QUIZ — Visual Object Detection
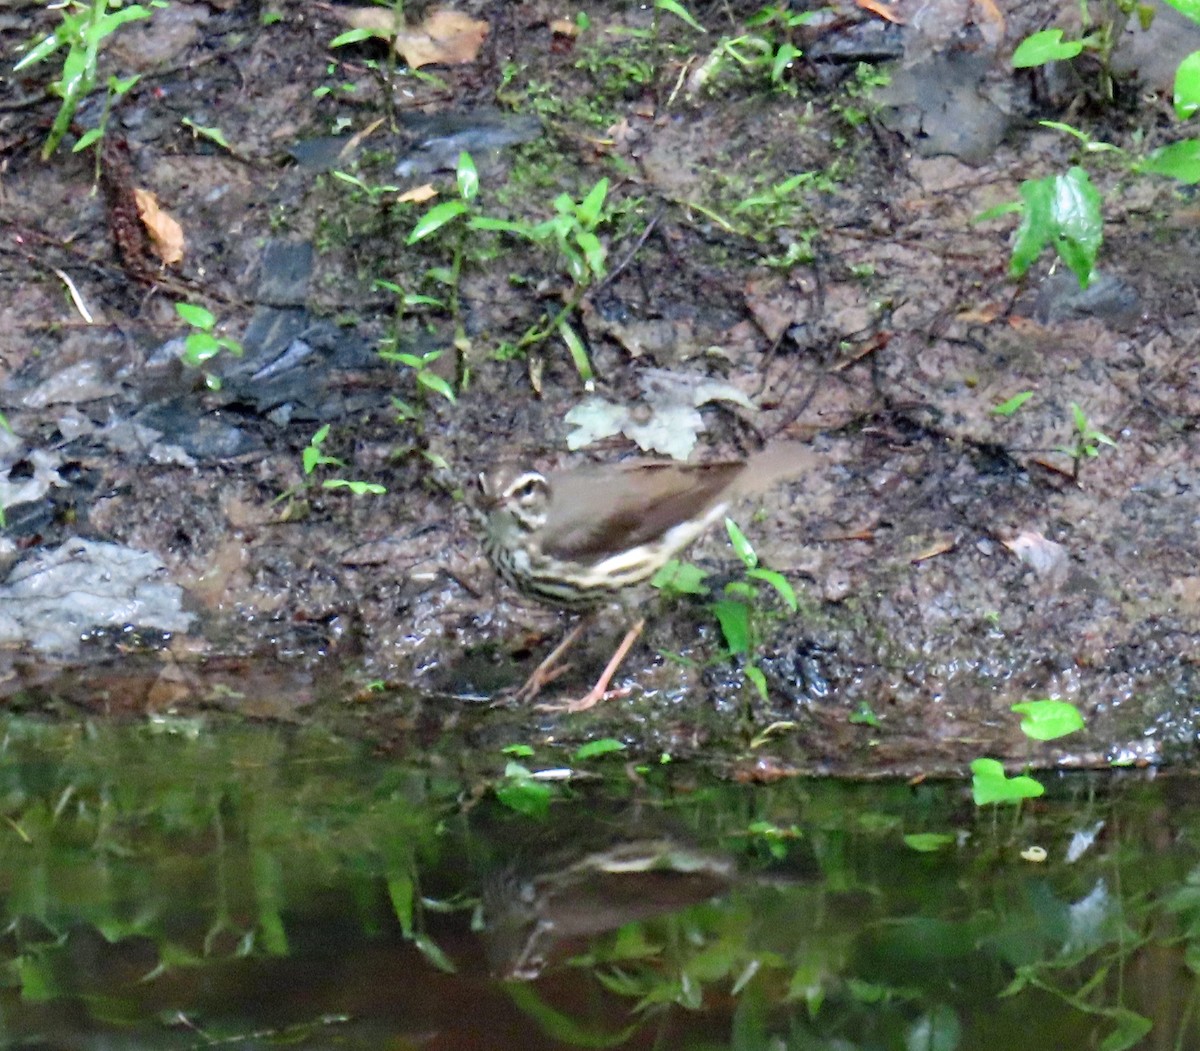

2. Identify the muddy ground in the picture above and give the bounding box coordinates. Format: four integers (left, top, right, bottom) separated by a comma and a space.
0, 0, 1198, 775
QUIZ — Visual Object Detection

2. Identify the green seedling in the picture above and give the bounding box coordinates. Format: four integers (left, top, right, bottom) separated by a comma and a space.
992, 391, 1034, 417
405, 150, 615, 383
181, 118, 232, 152
333, 169, 402, 207
14, 0, 166, 158
970, 758, 1045, 806
73, 72, 140, 160
970, 699, 1083, 806
174, 303, 243, 390
1012, 0, 1156, 103
689, 3, 818, 93
1057, 402, 1115, 478
653, 517, 798, 702
275, 426, 386, 513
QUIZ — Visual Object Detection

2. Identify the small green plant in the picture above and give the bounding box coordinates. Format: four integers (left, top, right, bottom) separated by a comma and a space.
14, 0, 166, 159
1057, 402, 1115, 478
274, 426, 387, 514
689, 4, 818, 93
970, 699, 1085, 805
174, 303, 243, 390
992, 4, 1200, 285
653, 517, 798, 702
1011, 0, 1155, 102
405, 150, 615, 382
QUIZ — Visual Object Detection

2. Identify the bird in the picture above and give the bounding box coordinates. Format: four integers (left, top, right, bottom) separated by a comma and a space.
478, 444, 810, 712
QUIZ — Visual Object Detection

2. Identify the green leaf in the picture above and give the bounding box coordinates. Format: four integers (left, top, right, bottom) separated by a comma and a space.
747, 568, 797, 611
904, 832, 956, 852
557, 320, 593, 382
73, 127, 103, 153
1010, 175, 1055, 277
651, 559, 711, 595
744, 663, 768, 701
175, 302, 215, 329
849, 701, 881, 727
1011, 699, 1085, 741
993, 391, 1034, 417
655, 0, 707, 32
974, 199, 1023, 223
1050, 166, 1102, 287
574, 229, 606, 277
575, 738, 626, 760
1175, 52, 1200, 119
181, 331, 221, 366
1139, 138, 1200, 183
1098, 1009, 1153, 1051
501, 744, 534, 757
724, 517, 758, 568
181, 118, 230, 150
1011, 28, 1084, 68
417, 370, 457, 404
575, 178, 609, 227
772, 42, 800, 82
13, 32, 63, 72
414, 933, 457, 974
329, 27, 379, 47
407, 199, 468, 243
970, 758, 1045, 806
495, 764, 551, 818
456, 151, 478, 200
1163, 0, 1200, 25
711, 599, 751, 654
322, 480, 387, 495
386, 873, 414, 936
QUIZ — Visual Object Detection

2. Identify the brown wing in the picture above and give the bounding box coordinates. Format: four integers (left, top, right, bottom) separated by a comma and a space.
540, 461, 745, 563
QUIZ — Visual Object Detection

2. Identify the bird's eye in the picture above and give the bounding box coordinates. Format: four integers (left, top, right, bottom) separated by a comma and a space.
516, 481, 538, 500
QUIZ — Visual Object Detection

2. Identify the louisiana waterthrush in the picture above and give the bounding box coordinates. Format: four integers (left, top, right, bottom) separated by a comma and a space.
479, 445, 809, 711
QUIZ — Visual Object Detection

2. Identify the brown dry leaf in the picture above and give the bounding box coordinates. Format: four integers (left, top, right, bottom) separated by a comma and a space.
911, 536, 956, 562
550, 18, 579, 37
132, 187, 184, 265
337, 6, 403, 36
395, 9, 488, 68
398, 183, 438, 203
856, 0, 905, 24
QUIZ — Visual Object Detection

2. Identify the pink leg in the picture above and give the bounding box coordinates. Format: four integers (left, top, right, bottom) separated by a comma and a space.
514, 620, 587, 702
537, 618, 646, 713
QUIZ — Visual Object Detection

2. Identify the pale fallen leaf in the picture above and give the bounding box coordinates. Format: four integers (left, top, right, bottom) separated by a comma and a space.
1002, 529, 1069, 577
133, 187, 184, 265
395, 9, 488, 68
549, 18, 579, 37
398, 183, 438, 203
337, 6, 403, 36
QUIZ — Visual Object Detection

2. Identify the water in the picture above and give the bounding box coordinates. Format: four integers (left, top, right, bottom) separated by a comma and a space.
0, 716, 1194, 1050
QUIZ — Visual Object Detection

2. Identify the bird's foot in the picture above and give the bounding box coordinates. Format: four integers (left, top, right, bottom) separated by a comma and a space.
535, 685, 633, 714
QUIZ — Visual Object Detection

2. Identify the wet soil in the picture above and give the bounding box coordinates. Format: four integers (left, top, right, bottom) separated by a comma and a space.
1, 1, 1199, 774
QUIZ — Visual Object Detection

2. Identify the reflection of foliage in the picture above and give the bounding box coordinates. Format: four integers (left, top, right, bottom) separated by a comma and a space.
1, 721, 1199, 1051
0, 718, 463, 1006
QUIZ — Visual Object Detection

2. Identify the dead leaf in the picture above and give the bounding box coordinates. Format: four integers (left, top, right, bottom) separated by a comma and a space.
395, 9, 488, 68
337, 6, 403, 36
398, 183, 438, 203
1002, 530, 1068, 577
855, 0, 905, 24
549, 18, 579, 37
911, 536, 956, 563
133, 188, 184, 265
